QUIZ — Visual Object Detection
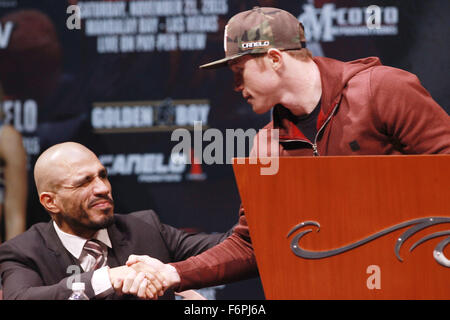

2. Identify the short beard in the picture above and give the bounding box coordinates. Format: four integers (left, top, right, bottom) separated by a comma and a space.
57, 209, 115, 235
84, 213, 115, 230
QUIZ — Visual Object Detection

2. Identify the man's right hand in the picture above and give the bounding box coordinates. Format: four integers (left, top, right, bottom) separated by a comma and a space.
126, 255, 181, 291
107, 265, 166, 299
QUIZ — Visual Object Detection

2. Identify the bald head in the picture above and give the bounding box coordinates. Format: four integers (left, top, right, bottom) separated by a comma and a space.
34, 142, 99, 195
35, 142, 114, 236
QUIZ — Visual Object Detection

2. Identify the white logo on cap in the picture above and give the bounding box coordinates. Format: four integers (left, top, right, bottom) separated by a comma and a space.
241, 40, 270, 50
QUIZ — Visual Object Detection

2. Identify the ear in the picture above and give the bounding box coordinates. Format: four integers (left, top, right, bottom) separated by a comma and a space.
39, 192, 61, 214
267, 48, 283, 70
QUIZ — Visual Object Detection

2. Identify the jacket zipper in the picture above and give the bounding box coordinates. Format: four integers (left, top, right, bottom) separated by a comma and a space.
280, 103, 340, 156
312, 143, 319, 156
312, 102, 340, 156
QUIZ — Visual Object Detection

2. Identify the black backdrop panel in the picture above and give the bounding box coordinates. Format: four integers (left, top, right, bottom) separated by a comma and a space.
0, 0, 448, 299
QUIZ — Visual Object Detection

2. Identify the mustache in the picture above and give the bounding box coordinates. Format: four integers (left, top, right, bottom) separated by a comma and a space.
88, 196, 114, 208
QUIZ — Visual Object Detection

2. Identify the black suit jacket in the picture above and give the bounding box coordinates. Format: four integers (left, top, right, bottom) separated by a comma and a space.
0, 210, 230, 300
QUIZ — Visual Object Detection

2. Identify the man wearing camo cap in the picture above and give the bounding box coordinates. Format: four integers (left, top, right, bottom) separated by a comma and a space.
127, 7, 450, 294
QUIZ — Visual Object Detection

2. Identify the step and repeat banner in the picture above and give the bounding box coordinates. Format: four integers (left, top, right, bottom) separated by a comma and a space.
0, 0, 448, 299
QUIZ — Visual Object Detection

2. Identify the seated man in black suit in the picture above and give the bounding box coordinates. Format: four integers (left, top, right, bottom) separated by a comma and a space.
0, 142, 229, 300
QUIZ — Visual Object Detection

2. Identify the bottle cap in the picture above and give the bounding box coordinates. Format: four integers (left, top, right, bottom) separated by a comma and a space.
72, 282, 85, 291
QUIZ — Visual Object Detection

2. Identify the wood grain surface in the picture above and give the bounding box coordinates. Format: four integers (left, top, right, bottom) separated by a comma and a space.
232, 155, 450, 299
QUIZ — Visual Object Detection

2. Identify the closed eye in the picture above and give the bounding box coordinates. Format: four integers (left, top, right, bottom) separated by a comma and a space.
73, 176, 93, 188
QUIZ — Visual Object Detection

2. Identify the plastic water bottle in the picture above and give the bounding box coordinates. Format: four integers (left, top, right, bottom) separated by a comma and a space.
68, 282, 89, 300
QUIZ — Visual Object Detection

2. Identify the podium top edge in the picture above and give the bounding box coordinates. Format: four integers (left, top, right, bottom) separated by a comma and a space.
232, 154, 450, 160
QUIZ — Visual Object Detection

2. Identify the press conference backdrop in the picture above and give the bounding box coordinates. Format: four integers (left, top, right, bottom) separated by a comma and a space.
0, 0, 448, 299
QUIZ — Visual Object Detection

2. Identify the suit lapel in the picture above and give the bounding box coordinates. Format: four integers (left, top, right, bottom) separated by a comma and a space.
40, 221, 82, 281
106, 222, 130, 266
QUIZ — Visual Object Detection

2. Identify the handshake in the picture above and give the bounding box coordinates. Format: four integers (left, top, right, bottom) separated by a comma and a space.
107, 255, 200, 300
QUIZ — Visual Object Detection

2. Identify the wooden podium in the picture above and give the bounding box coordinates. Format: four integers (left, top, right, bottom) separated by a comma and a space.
232, 155, 450, 299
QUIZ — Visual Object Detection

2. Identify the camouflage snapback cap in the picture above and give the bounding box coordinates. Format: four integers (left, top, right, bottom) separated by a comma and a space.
200, 7, 306, 69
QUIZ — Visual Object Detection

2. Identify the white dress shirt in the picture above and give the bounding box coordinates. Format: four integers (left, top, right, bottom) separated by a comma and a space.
53, 221, 114, 297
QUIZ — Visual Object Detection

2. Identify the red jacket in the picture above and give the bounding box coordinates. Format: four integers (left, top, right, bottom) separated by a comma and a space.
252, 56, 450, 157
171, 57, 450, 291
